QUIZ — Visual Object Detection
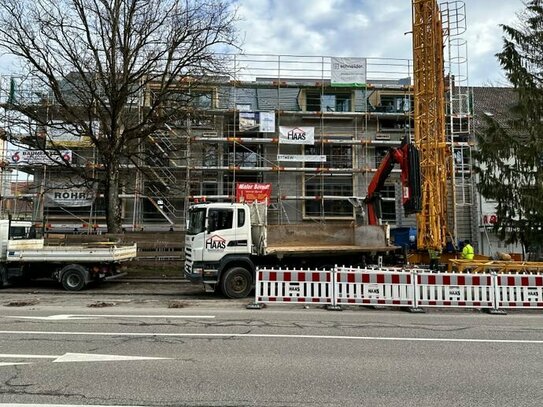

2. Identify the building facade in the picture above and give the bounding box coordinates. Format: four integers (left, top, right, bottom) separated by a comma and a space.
0, 54, 478, 251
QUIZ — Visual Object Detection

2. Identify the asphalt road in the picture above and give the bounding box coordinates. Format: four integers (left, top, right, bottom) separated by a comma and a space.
0, 281, 542, 407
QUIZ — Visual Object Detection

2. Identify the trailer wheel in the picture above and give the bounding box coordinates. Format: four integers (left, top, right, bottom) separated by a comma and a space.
220, 266, 253, 299
61, 266, 87, 291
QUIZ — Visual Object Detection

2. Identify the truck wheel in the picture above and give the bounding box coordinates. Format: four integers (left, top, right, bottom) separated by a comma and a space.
220, 267, 253, 299
61, 266, 87, 291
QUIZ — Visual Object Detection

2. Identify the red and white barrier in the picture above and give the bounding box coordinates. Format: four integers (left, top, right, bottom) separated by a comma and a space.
495, 274, 543, 309
250, 267, 543, 313
255, 268, 332, 304
415, 273, 494, 309
335, 266, 414, 307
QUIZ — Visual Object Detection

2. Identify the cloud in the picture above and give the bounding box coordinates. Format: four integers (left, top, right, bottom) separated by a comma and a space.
234, 0, 525, 85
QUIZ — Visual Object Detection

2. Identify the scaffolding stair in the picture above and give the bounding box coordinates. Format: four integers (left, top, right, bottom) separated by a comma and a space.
146, 183, 184, 225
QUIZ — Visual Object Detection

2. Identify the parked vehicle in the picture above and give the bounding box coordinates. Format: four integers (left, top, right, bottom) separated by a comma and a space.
184, 202, 397, 298
0, 219, 137, 291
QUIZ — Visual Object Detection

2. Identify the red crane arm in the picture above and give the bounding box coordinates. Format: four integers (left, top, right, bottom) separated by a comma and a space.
365, 142, 421, 225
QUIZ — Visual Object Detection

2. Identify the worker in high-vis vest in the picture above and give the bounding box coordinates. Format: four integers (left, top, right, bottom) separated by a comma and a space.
461, 240, 475, 260
428, 248, 441, 271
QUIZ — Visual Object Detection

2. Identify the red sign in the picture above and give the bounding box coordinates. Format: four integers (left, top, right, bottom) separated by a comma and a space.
482, 214, 498, 225
235, 183, 272, 204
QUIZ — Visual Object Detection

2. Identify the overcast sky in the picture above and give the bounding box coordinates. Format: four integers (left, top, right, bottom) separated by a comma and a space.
0, 0, 526, 86
233, 0, 525, 86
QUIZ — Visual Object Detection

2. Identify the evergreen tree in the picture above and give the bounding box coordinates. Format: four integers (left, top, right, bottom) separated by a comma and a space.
474, 0, 543, 256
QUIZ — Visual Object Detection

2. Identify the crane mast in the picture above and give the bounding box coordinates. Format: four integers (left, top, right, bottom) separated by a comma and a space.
412, 0, 448, 250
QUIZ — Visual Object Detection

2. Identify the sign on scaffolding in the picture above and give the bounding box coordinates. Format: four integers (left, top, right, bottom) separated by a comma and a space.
239, 111, 275, 133
235, 183, 272, 204
277, 154, 326, 162
278, 126, 314, 145
331, 57, 367, 87
44, 180, 96, 207
9, 149, 72, 165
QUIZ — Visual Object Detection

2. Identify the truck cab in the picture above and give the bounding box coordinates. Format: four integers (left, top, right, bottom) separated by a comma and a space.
184, 202, 256, 298
0, 220, 36, 258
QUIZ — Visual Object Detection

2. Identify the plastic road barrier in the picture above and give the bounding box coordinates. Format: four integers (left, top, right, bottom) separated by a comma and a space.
254, 268, 332, 305
250, 266, 543, 314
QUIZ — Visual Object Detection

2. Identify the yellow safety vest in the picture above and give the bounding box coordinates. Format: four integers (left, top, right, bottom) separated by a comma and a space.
462, 244, 474, 260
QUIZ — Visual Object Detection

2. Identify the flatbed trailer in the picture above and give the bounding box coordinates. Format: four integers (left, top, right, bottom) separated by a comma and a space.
0, 220, 137, 291
6, 239, 137, 263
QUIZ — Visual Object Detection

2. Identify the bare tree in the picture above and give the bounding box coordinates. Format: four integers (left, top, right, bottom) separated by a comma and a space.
0, 0, 238, 232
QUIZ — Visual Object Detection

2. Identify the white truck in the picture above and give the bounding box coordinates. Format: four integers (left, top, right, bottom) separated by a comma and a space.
0, 219, 137, 291
184, 202, 397, 298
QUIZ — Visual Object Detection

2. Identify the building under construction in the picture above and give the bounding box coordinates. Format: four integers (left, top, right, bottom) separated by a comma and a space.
0, 2, 477, 250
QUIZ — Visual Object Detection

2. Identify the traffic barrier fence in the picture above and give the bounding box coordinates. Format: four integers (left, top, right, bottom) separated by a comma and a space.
251, 266, 543, 312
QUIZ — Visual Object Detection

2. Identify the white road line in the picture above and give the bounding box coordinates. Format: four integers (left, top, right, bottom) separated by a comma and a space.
0, 405, 146, 407
6, 314, 216, 320
0, 354, 56, 359
0, 352, 170, 362
0, 352, 172, 368
0, 330, 541, 344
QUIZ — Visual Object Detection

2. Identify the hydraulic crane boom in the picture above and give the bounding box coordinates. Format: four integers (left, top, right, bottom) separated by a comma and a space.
365, 140, 421, 226
412, 0, 449, 250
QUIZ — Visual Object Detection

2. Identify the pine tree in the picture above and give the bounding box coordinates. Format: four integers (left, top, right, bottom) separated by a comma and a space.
475, 0, 543, 257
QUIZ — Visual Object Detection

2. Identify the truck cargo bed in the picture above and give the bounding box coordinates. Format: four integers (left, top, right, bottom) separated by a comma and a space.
265, 244, 398, 256
6, 239, 137, 263
262, 223, 397, 256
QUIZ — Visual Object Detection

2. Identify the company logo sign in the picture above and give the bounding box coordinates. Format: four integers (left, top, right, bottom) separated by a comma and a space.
205, 235, 227, 251
236, 182, 271, 204
278, 126, 314, 145
331, 57, 367, 86
10, 150, 72, 165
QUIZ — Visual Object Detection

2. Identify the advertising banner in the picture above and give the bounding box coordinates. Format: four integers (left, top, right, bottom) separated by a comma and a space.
278, 126, 315, 145
239, 112, 258, 132
331, 57, 367, 86
259, 112, 275, 133
235, 182, 272, 204
44, 181, 96, 208
239, 111, 275, 133
9, 150, 72, 165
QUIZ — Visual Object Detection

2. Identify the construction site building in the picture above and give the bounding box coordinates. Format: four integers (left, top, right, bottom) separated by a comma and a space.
0, 0, 477, 249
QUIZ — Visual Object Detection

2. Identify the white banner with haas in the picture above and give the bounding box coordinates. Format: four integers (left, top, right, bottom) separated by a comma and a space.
278, 126, 315, 145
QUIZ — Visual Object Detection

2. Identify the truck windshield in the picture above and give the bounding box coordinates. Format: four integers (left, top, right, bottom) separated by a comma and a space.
9, 226, 30, 239
187, 208, 206, 235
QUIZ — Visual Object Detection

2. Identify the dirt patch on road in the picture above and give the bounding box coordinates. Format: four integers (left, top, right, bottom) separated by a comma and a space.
4, 298, 40, 307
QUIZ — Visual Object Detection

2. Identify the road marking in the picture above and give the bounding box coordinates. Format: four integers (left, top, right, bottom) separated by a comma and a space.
0, 354, 56, 359
0, 352, 170, 362
6, 314, 215, 321
0, 330, 542, 345
53, 353, 171, 363
0, 352, 171, 368
0, 405, 146, 407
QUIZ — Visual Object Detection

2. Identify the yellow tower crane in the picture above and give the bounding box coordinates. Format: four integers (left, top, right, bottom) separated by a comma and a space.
411, 0, 449, 251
